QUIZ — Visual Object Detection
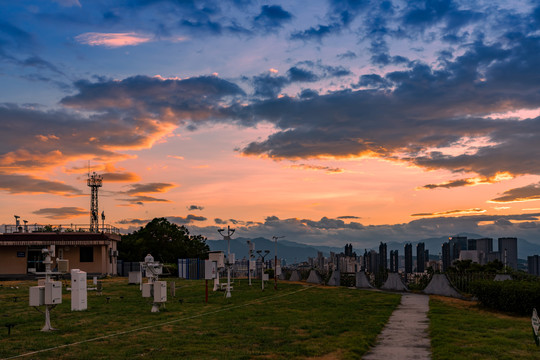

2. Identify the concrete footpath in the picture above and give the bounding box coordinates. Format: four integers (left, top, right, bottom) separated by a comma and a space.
362, 293, 431, 360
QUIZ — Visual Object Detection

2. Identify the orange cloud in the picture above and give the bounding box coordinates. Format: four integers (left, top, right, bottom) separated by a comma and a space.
33, 207, 87, 219
411, 208, 486, 217
75, 32, 152, 47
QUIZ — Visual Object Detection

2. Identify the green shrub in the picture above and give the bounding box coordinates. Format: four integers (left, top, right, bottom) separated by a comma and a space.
471, 280, 540, 315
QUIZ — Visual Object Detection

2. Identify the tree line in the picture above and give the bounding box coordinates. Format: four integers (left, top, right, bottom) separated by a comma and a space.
118, 218, 209, 263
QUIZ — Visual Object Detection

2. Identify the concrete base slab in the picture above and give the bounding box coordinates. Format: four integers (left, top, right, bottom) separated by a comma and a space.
363, 293, 431, 360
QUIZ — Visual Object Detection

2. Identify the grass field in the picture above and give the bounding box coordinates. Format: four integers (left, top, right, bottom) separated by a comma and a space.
0, 278, 400, 359
429, 296, 539, 360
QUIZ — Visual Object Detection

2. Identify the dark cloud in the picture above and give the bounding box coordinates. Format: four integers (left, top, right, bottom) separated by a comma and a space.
188, 205, 205, 211
0, 173, 82, 195
287, 66, 319, 82
118, 182, 176, 205
421, 178, 476, 189
0, 75, 244, 180
168, 214, 207, 225
101, 172, 140, 182
289, 164, 344, 173
119, 195, 172, 205
290, 24, 340, 42
337, 215, 361, 219
117, 218, 151, 225
337, 51, 357, 60
61, 75, 245, 117
253, 5, 293, 29
251, 63, 349, 99
490, 183, 540, 203
236, 34, 540, 181
192, 212, 540, 249
32, 207, 87, 219
122, 182, 176, 195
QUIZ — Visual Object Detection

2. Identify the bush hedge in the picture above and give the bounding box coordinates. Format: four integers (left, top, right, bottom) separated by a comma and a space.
471, 279, 540, 315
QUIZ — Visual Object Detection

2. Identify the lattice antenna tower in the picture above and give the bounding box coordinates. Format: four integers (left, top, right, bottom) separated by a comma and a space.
87, 171, 103, 232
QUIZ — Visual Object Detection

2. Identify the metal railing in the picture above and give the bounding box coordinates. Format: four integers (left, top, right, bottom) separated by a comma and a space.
4, 223, 120, 234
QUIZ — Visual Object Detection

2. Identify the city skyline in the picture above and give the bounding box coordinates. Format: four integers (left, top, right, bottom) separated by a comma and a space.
2, 1, 540, 248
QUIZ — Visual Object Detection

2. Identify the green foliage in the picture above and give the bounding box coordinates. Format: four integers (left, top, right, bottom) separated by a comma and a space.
447, 259, 504, 273
119, 218, 209, 263
429, 297, 538, 359
471, 280, 540, 315
0, 279, 400, 359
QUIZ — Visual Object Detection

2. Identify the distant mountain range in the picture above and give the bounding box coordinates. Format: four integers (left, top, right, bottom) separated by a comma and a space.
206, 234, 540, 264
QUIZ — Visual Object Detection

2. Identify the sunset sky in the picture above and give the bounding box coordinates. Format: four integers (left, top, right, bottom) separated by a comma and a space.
2, 0, 540, 249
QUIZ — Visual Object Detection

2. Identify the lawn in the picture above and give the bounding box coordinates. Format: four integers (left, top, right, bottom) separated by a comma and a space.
429, 295, 540, 360
0, 278, 400, 359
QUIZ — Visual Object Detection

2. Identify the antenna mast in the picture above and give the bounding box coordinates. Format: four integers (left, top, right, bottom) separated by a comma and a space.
87, 172, 103, 232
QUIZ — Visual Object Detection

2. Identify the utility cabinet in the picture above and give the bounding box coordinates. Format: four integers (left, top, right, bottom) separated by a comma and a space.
29, 286, 45, 306
71, 269, 87, 311
153, 281, 167, 303
205, 260, 217, 280
142, 283, 152, 298
44, 281, 62, 305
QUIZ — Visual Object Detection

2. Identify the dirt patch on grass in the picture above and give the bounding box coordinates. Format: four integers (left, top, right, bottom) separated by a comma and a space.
430, 295, 529, 321
304, 349, 343, 359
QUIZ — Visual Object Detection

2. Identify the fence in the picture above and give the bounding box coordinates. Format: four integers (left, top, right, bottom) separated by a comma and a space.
116, 261, 141, 277
178, 258, 205, 279
446, 272, 496, 294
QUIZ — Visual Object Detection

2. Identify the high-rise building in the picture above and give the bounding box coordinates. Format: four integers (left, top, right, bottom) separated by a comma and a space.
379, 242, 387, 272
498, 237, 518, 270
416, 242, 425, 273
368, 250, 379, 273
449, 236, 467, 261
442, 242, 451, 272
528, 255, 540, 276
475, 238, 493, 265
390, 250, 399, 273
404, 243, 413, 274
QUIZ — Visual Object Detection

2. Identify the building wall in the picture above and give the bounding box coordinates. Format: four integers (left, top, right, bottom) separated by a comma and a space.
0, 243, 118, 276
0, 246, 27, 274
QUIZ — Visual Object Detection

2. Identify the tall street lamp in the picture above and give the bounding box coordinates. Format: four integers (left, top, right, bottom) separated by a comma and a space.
272, 235, 285, 290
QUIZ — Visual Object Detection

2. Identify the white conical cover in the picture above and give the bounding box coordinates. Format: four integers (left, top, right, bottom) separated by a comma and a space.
355, 271, 373, 288
327, 270, 340, 286
493, 274, 512, 281
381, 272, 408, 291
289, 270, 301, 282
423, 274, 463, 299
306, 269, 323, 284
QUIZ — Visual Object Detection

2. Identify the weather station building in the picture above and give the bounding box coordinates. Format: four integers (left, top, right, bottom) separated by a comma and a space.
0, 172, 121, 278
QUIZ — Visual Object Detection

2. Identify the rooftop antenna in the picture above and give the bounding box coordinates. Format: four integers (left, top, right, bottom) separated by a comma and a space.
87, 169, 102, 233
23, 220, 28, 233
218, 226, 235, 298
14, 215, 21, 233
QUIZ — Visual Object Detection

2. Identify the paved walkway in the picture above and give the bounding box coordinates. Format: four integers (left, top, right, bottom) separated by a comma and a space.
362, 293, 431, 360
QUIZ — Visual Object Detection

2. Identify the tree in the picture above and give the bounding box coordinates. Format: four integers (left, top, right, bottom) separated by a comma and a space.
119, 218, 209, 263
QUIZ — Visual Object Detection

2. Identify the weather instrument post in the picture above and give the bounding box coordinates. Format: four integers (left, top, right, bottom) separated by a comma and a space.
272, 236, 284, 290
247, 240, 255, 286
28, 245, 66, 331
218, 226, 235, 298
257, 249, 270, 291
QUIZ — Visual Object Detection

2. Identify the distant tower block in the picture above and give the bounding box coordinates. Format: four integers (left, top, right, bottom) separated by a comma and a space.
87, 172, 103, 232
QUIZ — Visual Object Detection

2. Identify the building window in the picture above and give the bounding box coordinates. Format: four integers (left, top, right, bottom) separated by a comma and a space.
80, 247, 94, 262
